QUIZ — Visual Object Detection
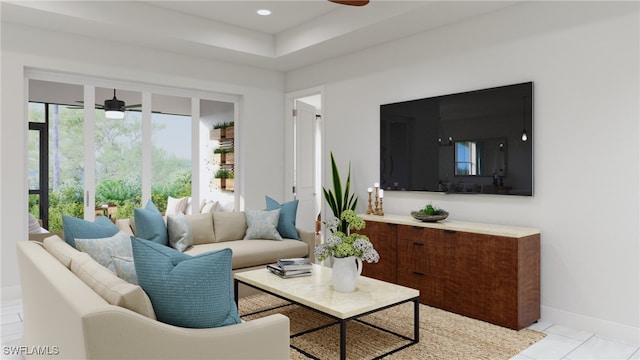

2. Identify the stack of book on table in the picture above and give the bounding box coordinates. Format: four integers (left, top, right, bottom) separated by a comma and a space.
267, 258, 312, 278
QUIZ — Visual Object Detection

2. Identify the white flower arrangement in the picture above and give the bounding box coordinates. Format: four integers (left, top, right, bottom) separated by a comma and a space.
314, 210, 380, 263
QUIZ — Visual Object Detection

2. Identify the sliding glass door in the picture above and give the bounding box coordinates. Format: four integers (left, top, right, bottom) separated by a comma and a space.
28, 76, 237, 232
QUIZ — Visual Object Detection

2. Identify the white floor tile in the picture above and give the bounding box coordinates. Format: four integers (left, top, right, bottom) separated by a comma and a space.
565, 336, 638, 360
511, 353, 536, 360
528, 319, 554, 332
1, 321, 24, 343
546, 324, 594, 342
519, 333, 584, 360
0, 313, 22, 326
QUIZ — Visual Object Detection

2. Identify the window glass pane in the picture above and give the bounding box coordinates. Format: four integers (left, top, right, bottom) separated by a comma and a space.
28, 102, 45, 123
48, 103, 85, 231
28, 194, 41, 219
151, 94, 192, 213
28, 129, 40, 190
95, 88, 142, 221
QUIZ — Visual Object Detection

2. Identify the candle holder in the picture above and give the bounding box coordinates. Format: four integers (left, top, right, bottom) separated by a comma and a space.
366, 190, 374, 215
367, 185, 384, 216
377, 197, 384, 216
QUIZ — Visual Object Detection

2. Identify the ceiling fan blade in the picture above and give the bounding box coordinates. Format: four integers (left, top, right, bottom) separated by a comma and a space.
70, 102, 104, 109
123, 104, 142, 109
329, 0, 369, 6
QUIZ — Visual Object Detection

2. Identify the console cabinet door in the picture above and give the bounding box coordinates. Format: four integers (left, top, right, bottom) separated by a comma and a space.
359, 221, 397, 283
396, 226, 454, 310
453, 232, 520, 328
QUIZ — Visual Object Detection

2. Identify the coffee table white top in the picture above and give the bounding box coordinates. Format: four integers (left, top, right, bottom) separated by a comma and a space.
235, 264, 419, 319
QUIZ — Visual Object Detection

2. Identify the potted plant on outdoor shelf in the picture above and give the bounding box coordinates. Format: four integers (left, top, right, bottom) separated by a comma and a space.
212, 168, 234, 191
212, 147, 234, 165
210, 121, 235, 140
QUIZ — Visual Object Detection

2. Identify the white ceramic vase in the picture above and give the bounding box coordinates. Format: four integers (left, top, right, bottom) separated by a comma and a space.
332, 256, 363, 292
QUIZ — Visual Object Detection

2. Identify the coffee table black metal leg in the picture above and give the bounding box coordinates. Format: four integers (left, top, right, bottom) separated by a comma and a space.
414, 298, 419, 342
234, 279, 239, 306
340, 319, 347, 360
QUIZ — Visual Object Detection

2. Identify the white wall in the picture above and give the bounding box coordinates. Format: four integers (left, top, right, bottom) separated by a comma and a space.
1, 22, 286, 294
287, 1, 639, 345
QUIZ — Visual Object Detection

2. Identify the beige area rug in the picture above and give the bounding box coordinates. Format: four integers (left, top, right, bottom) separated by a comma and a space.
239, 293, 545, 360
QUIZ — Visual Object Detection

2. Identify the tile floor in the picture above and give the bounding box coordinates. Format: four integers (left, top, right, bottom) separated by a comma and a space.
2, 297, 639, 360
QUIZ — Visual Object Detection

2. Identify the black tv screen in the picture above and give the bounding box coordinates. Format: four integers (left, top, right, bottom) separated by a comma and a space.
380, 82, 533, 196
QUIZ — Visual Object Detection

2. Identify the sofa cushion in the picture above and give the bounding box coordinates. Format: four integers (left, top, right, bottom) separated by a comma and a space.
244, 209, 282, 240
184, 212, 215, 245
43, 235, 83, 268
185, 239, 309, 269
213, 211, 246, 242
62, 215, 119, 249
167, 213, 193, 251
166, 196, 189, 216
134, 200, 168, 246
131, 237, 241, 328
265, 196, 300, 240
70, 252, 156, 319
75, 231, 133, 272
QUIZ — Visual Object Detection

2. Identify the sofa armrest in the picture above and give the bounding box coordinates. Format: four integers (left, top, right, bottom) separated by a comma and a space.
297, 228, 316, 263
83, 310, 290, 360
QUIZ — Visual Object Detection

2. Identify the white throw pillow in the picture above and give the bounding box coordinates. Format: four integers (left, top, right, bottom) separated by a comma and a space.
200, 200, 220, 213
165, 196, 189, 216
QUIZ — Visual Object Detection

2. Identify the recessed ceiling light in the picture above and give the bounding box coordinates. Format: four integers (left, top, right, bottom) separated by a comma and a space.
257, 9, 271, 16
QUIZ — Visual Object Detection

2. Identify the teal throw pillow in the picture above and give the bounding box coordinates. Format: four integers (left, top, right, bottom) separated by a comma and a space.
244, 209, 282, 240
75, 231, 132, 273
131, 237, 241, 328
62, 215, 119, 249
265, 196, 300, 239
134, 200, 168, 246
167, 213, 193, 252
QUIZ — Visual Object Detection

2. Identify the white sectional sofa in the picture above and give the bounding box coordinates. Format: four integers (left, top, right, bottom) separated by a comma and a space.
17, 238, 291, 359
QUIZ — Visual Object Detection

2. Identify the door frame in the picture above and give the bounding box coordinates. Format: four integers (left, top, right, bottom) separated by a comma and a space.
284, 86, 324, 221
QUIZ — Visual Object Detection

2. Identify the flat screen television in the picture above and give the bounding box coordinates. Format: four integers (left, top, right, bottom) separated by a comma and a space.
380, 82, 533, 196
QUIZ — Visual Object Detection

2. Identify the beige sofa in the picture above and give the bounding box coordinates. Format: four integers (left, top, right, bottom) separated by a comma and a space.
115, 212, 316, 270
17, 238, 291, 360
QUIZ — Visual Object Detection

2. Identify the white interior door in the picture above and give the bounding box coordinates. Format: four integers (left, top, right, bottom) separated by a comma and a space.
294, 100, 318, 231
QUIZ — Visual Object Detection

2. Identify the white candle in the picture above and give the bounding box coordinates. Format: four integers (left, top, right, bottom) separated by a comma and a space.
374, 182, 379, 188
367, 187, 372, 193
379, 189, 384, 198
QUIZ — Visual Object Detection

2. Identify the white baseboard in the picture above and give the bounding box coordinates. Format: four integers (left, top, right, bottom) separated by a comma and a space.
1, 286, 22, 301
542, 305, 640, 347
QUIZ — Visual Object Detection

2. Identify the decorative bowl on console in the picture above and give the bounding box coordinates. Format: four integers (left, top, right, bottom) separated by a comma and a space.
411, 203, 448, 222
411, 211, 449, 222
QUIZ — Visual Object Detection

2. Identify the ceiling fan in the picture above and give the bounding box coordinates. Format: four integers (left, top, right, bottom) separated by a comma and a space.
329, 1, 370, 6
71, 89, 142, 119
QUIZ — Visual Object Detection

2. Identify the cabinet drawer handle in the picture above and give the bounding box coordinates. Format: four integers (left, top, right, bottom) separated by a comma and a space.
444, 229, 457, 235
413, 271, 425, 276
413, 242, 425, 246
412, 226, 422, 230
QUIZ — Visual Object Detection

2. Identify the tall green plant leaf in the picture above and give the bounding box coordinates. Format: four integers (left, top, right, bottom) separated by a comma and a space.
323, 152, 358, 233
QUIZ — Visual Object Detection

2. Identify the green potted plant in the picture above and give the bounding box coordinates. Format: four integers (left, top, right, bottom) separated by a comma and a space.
213, 168, 234, 191
212, 147, 234, 165
210, 121, 235, 140
322, 152, 357, 234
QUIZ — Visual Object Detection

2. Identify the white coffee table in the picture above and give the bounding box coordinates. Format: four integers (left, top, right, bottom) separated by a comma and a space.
234, 264, 420, 360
